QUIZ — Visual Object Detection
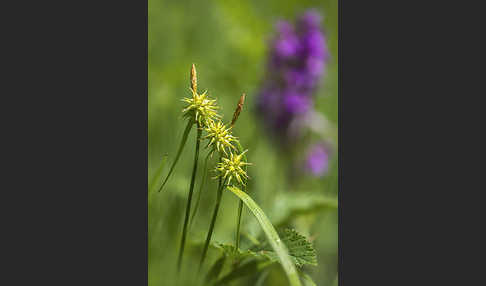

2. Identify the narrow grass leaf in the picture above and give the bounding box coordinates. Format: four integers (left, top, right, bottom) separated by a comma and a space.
158, 120, 193, 192
227, 186, 302, 286
148, 154, 168, 194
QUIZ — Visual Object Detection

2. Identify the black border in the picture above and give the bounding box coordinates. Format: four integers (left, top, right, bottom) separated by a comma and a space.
4, 0, 148, 284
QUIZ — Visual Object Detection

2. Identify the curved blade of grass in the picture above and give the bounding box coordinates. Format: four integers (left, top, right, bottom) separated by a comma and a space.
227, 186, 302, 286
158, 120, 193, 192
148, 154, 168, 194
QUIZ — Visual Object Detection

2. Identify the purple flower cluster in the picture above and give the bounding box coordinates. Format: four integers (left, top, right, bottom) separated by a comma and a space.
257, 10, 329, 142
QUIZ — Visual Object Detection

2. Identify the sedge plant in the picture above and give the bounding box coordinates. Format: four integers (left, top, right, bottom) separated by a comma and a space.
198, 118, 247, 271
159, 64, 220, 272
160, 65, 306, 286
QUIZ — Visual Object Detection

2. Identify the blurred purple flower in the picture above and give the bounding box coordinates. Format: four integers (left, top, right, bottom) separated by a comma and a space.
256, 9, 328, 144
306, 143, 330, 176
273, 21, 300, 59
283, 93, 311, 114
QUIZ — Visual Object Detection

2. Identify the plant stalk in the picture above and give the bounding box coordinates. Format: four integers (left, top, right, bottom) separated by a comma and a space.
189, 152, 211, 228
234, 141, 247, 250
199, 166, 225, 272
177, 123, 202, 272
235, 200, 243, 250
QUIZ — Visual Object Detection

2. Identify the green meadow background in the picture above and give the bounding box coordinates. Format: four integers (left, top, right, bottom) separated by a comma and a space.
148, 0, 338, 285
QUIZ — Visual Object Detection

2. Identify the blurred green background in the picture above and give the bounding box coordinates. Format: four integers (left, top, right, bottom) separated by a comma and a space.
149, 0, 338, 285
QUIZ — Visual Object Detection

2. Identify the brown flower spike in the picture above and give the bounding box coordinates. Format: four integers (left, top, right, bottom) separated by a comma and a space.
190, 63, 197, 93
230, 93, 245, 128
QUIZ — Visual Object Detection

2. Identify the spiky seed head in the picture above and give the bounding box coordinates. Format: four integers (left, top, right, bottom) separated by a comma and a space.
215, 150, 251, 186
204, 120, 238, 155
182, 64, 220, 126
182, 89, 220, 127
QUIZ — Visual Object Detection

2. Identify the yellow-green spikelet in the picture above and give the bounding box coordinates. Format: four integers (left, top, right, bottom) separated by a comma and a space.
204, 120, 238, 155
182, 89, 220, 127
215, 150, 251, 186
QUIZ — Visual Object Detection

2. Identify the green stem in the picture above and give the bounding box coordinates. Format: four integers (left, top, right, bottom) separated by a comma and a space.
235, 200, 243, 250
158, 120, 193, 192
189, 152, 211, 228
199, 168, 225, 272
177, 123, 202, 272
234, 141, 247, 250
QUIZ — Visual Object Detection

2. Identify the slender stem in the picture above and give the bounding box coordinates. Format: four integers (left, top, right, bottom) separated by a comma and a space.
177, 123, 202, 272
199, 166, 225, 272
234, 141, 247, 250
189, 152, 211, 228
235, 200, 243, 250
158, 120, 193, 192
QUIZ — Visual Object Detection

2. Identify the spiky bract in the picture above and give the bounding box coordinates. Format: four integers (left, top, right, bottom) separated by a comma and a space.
215, 150, 251, 186
182, 89, 220, 127
204, 120, 238, 155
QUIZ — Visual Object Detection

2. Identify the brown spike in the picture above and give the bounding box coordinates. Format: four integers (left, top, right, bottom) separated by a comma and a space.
190, 64, 197, 93
230, 93, 245, 127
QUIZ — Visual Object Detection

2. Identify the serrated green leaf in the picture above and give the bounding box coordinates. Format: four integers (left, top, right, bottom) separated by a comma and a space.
258, 229, 317, 267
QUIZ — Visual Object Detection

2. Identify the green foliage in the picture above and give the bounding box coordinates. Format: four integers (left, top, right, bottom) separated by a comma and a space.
148, 1, 338, 285
300, 271, 318, 286
157, 120, 193, 192
205, 256, 226, 284
215, 260, 267, 286
208, 228, 317, 285
272, 192, 338, 226
189, 153, 211, 227
259, 229, 317, 268
227, 186, 302, 286
148, 154, 167, 194
213, 228, 317, 268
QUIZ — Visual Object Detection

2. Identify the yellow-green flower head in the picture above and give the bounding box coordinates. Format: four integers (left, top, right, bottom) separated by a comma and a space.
215, 150, 251, 186
182, 89, 220, 127
204, 120, 238, 155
